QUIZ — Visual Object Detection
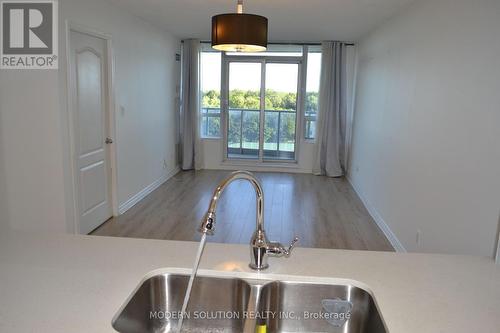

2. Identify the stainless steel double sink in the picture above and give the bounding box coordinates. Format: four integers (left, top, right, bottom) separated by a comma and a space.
112, 273, 387, 333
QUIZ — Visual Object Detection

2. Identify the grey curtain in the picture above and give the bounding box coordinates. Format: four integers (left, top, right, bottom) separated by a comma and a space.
180, 39, 203, 170
313, 41, 349, 177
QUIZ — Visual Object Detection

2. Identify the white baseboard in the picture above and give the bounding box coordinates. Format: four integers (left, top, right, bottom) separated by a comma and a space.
495, 231, 500, 264
118, 166, 180, 215
346, 176, 406, 253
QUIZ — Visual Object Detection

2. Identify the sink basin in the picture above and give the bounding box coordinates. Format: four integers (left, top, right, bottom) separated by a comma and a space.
112, 274, 252, 333
259, 281, 387, 333
112, 273, 387, 333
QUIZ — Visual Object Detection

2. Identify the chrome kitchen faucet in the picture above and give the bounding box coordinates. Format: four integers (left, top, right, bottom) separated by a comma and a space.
199, 171, 299, 270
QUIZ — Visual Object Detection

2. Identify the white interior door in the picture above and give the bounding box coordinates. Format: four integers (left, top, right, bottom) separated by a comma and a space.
69, 30, 112, 234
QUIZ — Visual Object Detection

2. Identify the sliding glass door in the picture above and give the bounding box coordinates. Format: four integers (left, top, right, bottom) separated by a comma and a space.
223, 58, 300, 162
264, 63, 299, 160
227, 62, 262, 159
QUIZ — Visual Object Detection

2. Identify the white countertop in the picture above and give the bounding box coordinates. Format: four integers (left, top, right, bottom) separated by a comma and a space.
0, 230, 499, 332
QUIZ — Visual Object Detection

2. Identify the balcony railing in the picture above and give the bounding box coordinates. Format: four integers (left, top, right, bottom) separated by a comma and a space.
304, 111, 317, 140
201, 107, 317, 159
200, 107, 222, 138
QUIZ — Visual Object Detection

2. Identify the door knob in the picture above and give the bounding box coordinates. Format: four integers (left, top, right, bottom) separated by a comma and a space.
105, 138, 113, 144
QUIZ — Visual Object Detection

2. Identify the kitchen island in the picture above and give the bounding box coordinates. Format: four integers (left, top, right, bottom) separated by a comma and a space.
0, 230, 498, 332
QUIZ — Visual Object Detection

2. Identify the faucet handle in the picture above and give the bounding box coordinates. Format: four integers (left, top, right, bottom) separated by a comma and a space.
284, 237, 299, 257
267, 237, 299, 258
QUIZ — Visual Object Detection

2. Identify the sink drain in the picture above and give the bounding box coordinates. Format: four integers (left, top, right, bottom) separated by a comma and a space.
321, 299, 353, 328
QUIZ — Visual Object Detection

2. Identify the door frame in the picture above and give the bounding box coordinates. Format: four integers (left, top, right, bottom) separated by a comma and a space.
220, 54, 304, 165
65, 21, 119, 234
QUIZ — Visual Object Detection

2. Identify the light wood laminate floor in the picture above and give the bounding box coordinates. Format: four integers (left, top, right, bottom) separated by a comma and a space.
91, 170, 394, 251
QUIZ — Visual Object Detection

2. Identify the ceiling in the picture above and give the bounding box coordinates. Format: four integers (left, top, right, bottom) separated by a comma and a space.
106, 0, 415, 42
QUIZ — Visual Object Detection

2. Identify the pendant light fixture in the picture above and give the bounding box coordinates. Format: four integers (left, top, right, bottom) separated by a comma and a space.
211, 0, 268, 52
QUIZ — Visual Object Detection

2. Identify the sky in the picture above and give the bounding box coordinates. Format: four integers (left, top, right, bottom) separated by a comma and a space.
200, 52, 321, 93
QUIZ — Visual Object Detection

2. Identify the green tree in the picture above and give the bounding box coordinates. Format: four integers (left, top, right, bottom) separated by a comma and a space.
202, 89, 303, 146
228, 111, 241, 146
203, 89, 303, 111
202, 90, 221, 108
281, 114, 296, 143
305, 92, 319, 112
282, 93, 297, 111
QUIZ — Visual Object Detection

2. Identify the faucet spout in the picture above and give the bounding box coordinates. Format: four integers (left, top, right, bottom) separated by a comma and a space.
199, 171, 264, 235
199, 171, 298, 270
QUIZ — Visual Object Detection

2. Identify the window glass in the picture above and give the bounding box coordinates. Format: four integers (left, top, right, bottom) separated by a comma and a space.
305, 47, 321, 140
227, 62, 262, 159
264, 63, 299, 160
200, 50, 221, 138
198, 43, 322, 142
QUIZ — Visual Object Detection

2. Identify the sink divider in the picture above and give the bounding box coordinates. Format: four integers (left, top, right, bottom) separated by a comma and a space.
243, 283, 263, 333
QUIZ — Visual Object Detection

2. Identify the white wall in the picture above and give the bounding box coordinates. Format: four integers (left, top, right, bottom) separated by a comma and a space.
0, 0, 180, 233
0, 117, 7, 231
349, 0, 500, 257
0, 70, 68, 232
60, 0, 181, 215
